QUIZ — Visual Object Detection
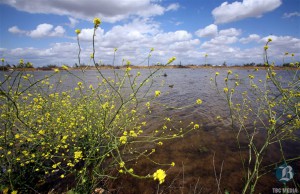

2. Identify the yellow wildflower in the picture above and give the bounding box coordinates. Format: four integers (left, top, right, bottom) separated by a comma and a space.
93, 17, 101, 27
54, 68, 59, 73
194, 124, 199, 129
2, 188, 9, 194
129, 130, 137, 137
11, 191, 18, 194
223, 87, 229, 93
215, 72, 219, 76
75, 29, 81, 34
196, 99, 202, 105
62, 65, 69, 70
248, 74, 254, 79
74, 151, 83, 160
1, 58, 4, 62
128, 168, 134, 173
167, 57, 176, 64
155, 90, 161, 97
264, 45, 269, 50
120, 136, 127, 144
153, 169, 166, 184
120, 161, 125, 168
171, 162, 175, 167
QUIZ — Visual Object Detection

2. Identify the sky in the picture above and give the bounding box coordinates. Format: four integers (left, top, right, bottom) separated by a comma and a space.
0, 0, 299, 67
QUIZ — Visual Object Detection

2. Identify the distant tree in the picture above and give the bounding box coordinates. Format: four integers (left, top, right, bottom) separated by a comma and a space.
222, 61, 227, 67
47, 64, 58, 68
25, 62, 33, 68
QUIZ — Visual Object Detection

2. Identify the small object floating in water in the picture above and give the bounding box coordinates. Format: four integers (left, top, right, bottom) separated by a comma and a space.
163, 73, 167, 77
169, 84, 174, 88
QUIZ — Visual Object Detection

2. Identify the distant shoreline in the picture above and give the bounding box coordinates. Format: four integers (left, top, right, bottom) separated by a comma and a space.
0, 65, 298, 71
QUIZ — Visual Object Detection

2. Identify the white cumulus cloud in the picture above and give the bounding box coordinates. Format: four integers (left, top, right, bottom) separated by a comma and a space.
212, 0, 282, 24
1, 0, 180, 23
283, 12, 300, 18
195, 24, 218, 37
240, 34, 260, 43
8, 23, 66, 38
8, 26, 27, 34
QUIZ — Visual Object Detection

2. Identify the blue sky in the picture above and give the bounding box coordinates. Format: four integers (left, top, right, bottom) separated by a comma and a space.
0, 0, 299, 66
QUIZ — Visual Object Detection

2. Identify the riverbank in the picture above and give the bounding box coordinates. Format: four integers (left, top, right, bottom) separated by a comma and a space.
1, 64, 298, 71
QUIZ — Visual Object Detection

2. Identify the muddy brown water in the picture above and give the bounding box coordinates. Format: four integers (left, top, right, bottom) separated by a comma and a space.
1, 68, 299, 193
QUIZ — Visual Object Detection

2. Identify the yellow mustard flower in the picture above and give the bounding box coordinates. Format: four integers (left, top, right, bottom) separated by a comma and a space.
120, 136, 127, 144
54, 68, 59, 73
74, 151, 83, 160
167, 57, 176, 64
128, 168, 134, 173
215, 72, 219, 76
248, 74, 254, 79
223, 87, 229, 93
264, 45, 269, 50
171, 162, 175, 167
153, 169, 166, 184
155, 90, 161, 97
75, 29, 81, 34
62, 65, 69, 70
1, 58, 4, 62
119, 161, 125, 168
93, 17, 101, 27
11, 191, 18, 194
129, 130, 137, 137
196, 99, 202, 105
